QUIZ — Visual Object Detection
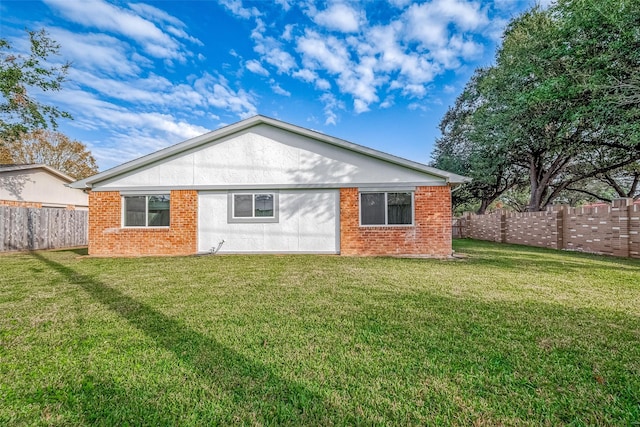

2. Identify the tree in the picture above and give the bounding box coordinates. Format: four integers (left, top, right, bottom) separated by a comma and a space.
432, 69, 526, 214
7, 129, 98, 179
491, 4, 640, 210
437, 1, 640, 212
1, 29, 71, 161
564, 162, 640, 202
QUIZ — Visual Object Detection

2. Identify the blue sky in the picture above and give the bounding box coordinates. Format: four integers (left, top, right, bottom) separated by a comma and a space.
2, 0, 540, 171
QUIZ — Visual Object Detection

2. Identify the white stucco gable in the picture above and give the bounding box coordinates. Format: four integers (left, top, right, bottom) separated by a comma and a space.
72, 116, 469, 191
0, 164, 88, 208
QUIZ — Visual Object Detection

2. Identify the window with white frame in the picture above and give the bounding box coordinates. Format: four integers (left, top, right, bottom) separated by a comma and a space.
360, 191, 413, 226
123, 194, 170, 227
228, 192, 279, 223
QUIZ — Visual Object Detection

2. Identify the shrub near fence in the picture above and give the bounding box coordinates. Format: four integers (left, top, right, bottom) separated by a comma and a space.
454, 198, 640, 259
0, 206, 88, 251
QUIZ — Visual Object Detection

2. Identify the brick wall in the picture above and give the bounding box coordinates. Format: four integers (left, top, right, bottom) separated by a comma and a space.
88, 190, 197, 256
0, 200, 43, 208
505, 208, 563, 249
467, 211, 503, 242
564, 199, 631, 257
460, 199, 640, 259
630, 203, 640, 258
340, 186, 452, 257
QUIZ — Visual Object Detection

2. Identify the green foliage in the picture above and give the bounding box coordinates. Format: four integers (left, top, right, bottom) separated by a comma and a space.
434, 0, 640, 211
1, 245, 638, 425
7, 129, 99, 179
432, 69, 527, 213
0, 29, 71, 159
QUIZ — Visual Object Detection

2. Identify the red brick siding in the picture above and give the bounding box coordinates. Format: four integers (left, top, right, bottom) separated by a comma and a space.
340, 186, 452, 257
88, 190, 197, 256
0, 200, 81, 209
0, 200, 43, 208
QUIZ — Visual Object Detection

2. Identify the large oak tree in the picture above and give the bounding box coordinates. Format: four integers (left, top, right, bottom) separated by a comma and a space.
433, 0, 640, 211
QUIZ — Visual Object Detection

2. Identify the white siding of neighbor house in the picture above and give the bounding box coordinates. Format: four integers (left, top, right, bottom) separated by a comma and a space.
198, 189, 339, 253
0, 169, 88, 208
95, 124, 446, 190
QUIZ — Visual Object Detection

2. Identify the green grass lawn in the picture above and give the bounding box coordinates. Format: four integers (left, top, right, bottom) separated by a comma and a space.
1, 240, 639, 426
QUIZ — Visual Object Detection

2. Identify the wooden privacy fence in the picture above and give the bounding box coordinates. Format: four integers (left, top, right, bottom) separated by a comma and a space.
0, 206, 88, 251
454, 198, 640, 259
452, 217, 466, 238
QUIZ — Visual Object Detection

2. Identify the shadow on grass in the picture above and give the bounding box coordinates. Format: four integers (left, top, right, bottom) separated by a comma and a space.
30, 252, 358, 425
50, 247, 89, 256
453, 239, 640, 274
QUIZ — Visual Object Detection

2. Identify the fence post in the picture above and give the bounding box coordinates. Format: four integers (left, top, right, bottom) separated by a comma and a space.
548, 205, 564, 250
612, 198, 632, 258
630, 202, 640, 258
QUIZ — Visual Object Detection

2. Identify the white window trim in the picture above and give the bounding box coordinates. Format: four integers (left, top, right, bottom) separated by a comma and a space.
122, 194, 170, 228
359, 191, 415, 227
227, 191, 279, 223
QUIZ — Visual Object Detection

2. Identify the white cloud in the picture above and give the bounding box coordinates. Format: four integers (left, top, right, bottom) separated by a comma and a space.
264, 45, 297, 73
380, 95, 394, 108
282, 24, 295, 41
32, 0, 519, 166
194, 74, 258, 118
319, 93, 344, 125
313, 3, 365, 33
315, 79, 331, 90
275, 0, 292, 11
269, 80, 291, 96
292, 68, 317, 82
297, 31, 350, 74
46, 88, 208, 143
404, 0, 488, 49
43, 0, 195, 61
387, 0, 411, 7
128, 2, 203, 45
128, 3, 185, 28
246, 59, 270, 76
218, 0, 260, 19
48, 28, 143, 77
252, 22, 297, 73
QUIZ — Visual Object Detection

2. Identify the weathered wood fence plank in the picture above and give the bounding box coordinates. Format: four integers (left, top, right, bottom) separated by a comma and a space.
0, 206, 88, 251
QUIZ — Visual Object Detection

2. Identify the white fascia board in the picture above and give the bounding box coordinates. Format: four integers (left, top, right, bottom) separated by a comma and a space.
90, 181, 450, 192
70, 115, 471, 189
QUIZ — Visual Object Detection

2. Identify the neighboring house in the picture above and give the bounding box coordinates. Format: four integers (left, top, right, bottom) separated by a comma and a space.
0, 164, 88, 210
71, 116, 469, 257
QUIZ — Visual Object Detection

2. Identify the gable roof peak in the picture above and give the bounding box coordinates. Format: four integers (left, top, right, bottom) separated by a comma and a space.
70, 115, 469, 189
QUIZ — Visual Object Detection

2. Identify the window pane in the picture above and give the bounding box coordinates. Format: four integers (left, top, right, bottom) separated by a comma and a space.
148, 194, 170, 226
361, 193, 385, 225
234, 194, 253, 217
124, 196, 146, 226
388, 192, 412, 225
254, 194, 274, 217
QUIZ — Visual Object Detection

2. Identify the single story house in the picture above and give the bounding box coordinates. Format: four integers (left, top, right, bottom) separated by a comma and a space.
0, 164, 88, 209
71, 116, 469, 257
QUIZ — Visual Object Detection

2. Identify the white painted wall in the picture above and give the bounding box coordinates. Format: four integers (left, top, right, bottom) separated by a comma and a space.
0, 169, 88, 208
198, 189, 339, 253
98, 124, 445, 190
